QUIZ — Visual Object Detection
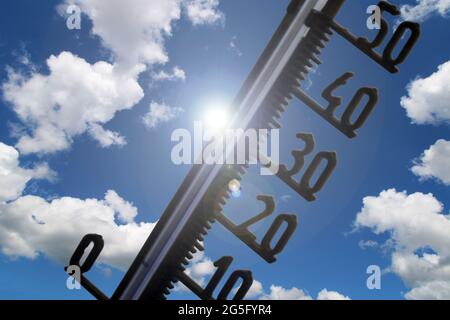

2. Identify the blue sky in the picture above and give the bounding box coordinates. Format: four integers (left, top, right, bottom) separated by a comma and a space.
0, 0, 449, 300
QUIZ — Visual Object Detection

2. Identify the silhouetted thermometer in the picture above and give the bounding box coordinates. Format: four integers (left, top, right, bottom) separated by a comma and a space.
65, 0, 421, 300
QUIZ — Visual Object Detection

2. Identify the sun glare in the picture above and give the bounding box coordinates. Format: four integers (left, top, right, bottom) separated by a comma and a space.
203, 106, 230, 133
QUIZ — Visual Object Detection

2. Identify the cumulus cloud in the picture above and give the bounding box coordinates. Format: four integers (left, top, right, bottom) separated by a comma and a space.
354, 189, 450, 299
411, 139, 450, 185
317, 289, 351, 300
3, 52, 143, 154
0, 141, 154, 271
400, 0, 450, 22
259, 285, 313, 300
184, 250, 215, 286
4, 0, 225, 155
142, 101, 183, 129
404, 281, 450, 299
173, 249, 215, 292
0, 142, 55, 202
0, 0, 226, 277
184, 0, 224, 26
64, 0, 183, 70
255, 285, 350, 300
0, 193, 154, 270
105, 189, 138, 223
88, 123, 126, 148
254, 285, 349, 300
400, 60, 450, 125
179, 250, 350, 300
244, 280, 264, 299
64, 0, 224, 68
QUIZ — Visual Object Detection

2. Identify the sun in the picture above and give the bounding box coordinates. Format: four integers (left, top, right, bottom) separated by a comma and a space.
203, 105, 230, 134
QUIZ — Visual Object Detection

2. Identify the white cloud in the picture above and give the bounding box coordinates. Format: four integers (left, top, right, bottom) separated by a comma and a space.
142, 101, 183, 129
259, 285, 313, 300
8, 0, 173, 155
152, 66, 186, 82
0, 142, 55, 202
0, 192, 154, 270
4, 1, 225, 155
184, 250, 215, 286
3, 52, 143, 154
88, 123, 126, 148
317, 289, 351, 300
0, 0, 227, 277
105, 190, 138, 223
65, 0, 224, 68
404, 281, 450, 299
245, 280, 264, 299
184, 0, 224, 26
179, 249, 349, 300
400, 60, 450, 125
400, 0, 450, 22
65, 0, 183, 70
354, 189, 450, 299
173, 249, 215, 292
257, 286, 350, 300
0, 141, 155, 271
411, 139, 450, 185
